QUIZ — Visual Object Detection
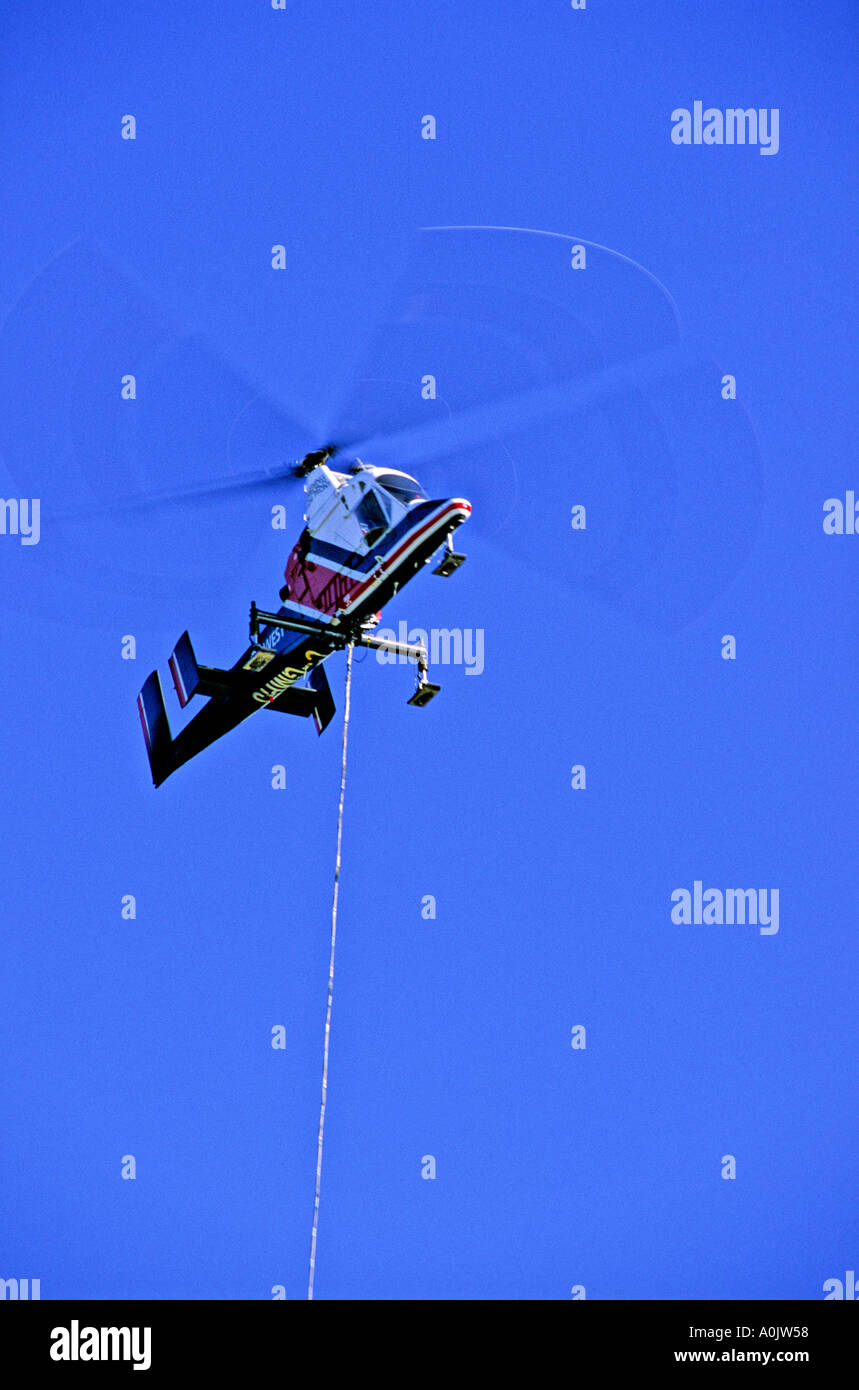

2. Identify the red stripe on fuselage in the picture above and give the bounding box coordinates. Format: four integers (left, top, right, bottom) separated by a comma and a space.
342, 500, 470, 610
283, 500, 469, 621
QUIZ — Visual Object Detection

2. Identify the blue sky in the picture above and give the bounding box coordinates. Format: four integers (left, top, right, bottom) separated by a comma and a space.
0, 1, 856, 1299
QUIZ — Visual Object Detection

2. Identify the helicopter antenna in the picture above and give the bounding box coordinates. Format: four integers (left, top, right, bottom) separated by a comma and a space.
307, 643, 354, 1300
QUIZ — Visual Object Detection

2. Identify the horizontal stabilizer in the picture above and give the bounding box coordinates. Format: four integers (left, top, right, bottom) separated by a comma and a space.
266, 686, 319, 718
265, 663, 336, 736
137, 671, 174, 787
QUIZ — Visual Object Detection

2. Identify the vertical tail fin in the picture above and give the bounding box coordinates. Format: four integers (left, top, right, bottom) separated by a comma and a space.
137, 671, 174, 786
308, 663, 336, 735
168, 630, 200, 708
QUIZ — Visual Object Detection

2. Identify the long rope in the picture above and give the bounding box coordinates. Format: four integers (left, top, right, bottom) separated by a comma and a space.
307, 643, 354, 1300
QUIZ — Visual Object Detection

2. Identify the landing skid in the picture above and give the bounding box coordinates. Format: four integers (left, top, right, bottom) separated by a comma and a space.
433, 532, 466, 577
407, 681, 440, 707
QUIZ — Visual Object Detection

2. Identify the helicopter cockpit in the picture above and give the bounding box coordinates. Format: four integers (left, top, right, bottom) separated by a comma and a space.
302, 461, 428, 556
373, 472, 428, 506
353, 468, 428, 545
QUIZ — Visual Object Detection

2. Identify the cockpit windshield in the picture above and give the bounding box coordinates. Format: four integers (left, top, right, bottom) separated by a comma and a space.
376, 473, 428, 505
355, 489, 388, 537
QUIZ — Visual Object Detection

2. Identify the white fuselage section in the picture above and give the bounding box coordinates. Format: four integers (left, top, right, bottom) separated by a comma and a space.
303, 463, 410, 553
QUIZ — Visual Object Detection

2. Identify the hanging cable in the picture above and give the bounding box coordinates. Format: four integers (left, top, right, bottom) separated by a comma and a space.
307, 643, 354, 1301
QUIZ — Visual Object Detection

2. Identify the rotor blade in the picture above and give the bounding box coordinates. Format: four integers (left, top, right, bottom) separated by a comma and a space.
58, 460, 303, 520
344, 342, 692, 467
322, 226, 763, 630
0, 240, 321, 619
322, 225, 684, 537
61, 443, 350, 520
325, 225, 680, 451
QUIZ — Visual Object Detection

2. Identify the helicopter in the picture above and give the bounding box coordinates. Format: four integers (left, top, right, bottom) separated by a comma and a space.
137, 444, 470, 787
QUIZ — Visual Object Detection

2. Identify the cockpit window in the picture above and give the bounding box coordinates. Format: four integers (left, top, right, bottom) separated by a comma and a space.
355, 488, 388, 538
376, 473, 428, 504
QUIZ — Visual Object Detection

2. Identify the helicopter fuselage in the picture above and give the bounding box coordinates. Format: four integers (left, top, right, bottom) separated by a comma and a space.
276, 461, 471, 632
